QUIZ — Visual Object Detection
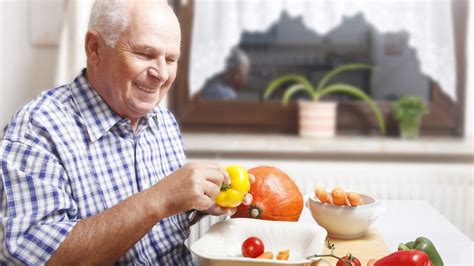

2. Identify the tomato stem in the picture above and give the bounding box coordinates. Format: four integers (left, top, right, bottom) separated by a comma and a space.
307, 240, 357, 266
306, 254, 355, 266
306, 254, 341, 260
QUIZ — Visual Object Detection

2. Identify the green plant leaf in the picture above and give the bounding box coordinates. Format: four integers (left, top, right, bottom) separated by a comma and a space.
316, 63, 373, 91
318, 84, 386, 134
263, 74, 314, 99
282, 84, 315, 106
393, 96, 428, 121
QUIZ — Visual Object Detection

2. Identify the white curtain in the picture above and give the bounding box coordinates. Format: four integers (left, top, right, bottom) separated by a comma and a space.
54, 0, 94, 86
190, 0, 455, 100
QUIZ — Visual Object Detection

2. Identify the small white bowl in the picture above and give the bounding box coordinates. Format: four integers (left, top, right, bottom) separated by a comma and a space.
191, 218, 327, 265
306, 193, 386, 239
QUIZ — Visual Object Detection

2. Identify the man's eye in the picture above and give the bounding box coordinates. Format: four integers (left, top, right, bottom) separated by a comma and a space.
166, 57, 177, 64
136, 52, 153, 59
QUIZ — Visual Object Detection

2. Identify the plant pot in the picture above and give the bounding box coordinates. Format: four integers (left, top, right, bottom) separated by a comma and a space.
298, 101, 337, 138
399, 116, 422, 139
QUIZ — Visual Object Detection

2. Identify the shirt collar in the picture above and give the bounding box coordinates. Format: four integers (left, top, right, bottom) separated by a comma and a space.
70, 69, 160, 142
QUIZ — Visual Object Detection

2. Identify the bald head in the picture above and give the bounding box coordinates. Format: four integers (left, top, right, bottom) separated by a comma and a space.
126, 0, 180, 44
88, 0, 176, 48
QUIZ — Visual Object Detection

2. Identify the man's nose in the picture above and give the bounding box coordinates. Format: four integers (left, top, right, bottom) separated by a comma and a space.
148, 58, 169, 81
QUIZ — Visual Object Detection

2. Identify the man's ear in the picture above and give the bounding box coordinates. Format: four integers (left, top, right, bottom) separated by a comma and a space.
85, 31, 101, 66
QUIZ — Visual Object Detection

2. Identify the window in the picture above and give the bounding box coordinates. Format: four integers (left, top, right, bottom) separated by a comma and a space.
170, 0, 468, 136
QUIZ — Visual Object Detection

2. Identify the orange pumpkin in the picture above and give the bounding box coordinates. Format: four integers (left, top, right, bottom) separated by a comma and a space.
232, 166, 303, 221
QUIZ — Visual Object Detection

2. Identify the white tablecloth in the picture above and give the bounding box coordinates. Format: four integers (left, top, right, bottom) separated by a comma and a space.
300, 200, 473, 266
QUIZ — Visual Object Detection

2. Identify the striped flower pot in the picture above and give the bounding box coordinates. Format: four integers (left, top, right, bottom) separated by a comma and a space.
298, 101, 337, 138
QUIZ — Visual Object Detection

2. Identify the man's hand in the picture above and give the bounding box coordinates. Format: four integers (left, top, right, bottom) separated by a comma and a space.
204, 174, 255, 217
154, 162, 230, 217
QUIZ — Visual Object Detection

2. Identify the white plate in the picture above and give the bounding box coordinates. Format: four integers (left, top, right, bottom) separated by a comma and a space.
191, 218, 327, 265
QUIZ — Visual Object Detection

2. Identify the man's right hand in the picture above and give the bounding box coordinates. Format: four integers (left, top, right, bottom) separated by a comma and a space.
153, 162, 231, 218
48, 162, 231, 265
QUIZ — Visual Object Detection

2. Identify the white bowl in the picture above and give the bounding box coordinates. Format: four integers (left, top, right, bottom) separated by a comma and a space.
191, 218, 327, 266
306, 193, 386, 239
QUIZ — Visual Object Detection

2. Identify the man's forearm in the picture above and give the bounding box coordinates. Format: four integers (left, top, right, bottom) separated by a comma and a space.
47, 187, 165, 265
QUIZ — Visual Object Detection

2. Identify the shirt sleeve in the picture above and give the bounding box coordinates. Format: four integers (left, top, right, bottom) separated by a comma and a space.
0, 139, 77, 265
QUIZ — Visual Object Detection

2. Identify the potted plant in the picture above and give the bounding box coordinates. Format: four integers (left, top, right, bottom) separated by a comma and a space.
393, 96, 428, 139
264, 63, 385, 138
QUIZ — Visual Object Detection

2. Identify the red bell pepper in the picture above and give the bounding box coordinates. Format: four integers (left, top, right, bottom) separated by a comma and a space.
374, 250, 433, 266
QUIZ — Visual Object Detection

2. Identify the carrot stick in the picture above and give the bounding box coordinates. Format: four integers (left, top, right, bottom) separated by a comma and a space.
276, 250, 290, 260
257, 251, 273, 259
314, 187, 333, 204
347, 192, 363, 206
331, 187, 349, 205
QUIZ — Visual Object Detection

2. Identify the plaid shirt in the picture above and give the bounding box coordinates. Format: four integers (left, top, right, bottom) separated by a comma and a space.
0, 70, 194, 265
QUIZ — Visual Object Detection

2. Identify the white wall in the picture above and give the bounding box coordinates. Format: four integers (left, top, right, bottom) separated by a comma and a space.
0, 1, 59, 128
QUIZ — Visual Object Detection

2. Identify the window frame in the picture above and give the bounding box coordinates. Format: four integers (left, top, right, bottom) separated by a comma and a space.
170, 0, 468, 136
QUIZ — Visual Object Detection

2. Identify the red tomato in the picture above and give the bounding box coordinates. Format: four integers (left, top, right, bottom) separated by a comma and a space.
241, 236, 265, 258
336, 254, 361, 266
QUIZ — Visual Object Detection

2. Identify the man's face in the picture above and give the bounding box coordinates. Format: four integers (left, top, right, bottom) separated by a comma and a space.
234, 64, 251, 91
97, 2, 181, 122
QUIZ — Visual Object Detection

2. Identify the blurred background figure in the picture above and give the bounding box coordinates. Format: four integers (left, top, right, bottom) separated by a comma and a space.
199, 47, 251, 100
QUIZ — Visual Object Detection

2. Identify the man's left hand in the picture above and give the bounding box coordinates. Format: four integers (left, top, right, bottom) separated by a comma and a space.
205, 174, 254, 216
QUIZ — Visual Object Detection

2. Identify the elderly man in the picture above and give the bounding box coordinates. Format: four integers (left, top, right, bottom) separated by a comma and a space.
0, 0, 250, 265
200, 47, 251, 100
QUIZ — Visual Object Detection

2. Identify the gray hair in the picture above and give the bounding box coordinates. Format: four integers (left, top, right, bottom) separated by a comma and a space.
225, 47, 250, 70
88, 0, 132, 48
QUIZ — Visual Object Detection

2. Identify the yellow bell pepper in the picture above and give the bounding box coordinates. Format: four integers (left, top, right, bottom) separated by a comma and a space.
214, 165, 251, 208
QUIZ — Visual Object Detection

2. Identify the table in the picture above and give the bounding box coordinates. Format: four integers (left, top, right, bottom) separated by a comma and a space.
300, 200, 473, 265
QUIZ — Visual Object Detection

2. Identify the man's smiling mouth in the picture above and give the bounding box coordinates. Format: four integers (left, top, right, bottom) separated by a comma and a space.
134, 82, 157, 93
